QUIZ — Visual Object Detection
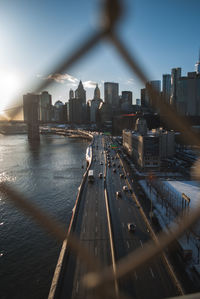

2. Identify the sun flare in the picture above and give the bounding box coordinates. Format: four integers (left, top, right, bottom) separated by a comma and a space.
0, 71, 21, 114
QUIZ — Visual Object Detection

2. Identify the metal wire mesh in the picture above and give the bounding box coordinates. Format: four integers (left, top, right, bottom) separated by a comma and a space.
1, 0, 200, 298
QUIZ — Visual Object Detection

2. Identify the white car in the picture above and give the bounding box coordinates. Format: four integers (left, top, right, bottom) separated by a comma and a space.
123, 185, 128, 192
99, 172, 103, 178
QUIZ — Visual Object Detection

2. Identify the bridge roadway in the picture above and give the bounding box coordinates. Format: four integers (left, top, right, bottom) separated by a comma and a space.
54, 135, 179, 299
105, 139, 179, 298
56, 134, 113, 299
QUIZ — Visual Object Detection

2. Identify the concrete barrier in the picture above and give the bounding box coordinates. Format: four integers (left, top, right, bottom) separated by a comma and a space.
48, 139, 93, 299
118, 153, 185, 296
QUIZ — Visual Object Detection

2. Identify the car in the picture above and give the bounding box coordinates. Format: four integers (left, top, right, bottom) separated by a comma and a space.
100, 162, 103, 165
120, 173, 124, 178
113, 168, 116, 173
116, 191, 122, 198
117, 165, 120, 168
99, 172, 103, 178
108, 163, 111, 167
112, 163, 116, 167
123, 185, 128, 191
101, 151, 103, 154
127, 223, 136, 232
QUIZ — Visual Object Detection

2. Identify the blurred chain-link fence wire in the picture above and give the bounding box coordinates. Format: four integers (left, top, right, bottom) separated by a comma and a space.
1, 0, 200, 298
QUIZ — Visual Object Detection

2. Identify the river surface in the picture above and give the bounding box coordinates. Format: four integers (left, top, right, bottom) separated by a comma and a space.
0, 134, 89, 299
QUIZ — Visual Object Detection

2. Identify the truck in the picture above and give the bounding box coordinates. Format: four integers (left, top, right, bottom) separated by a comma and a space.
88, 170, 94, 182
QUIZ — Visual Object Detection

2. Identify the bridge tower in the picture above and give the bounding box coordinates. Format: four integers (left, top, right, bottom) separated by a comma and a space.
23, 93, 40, 140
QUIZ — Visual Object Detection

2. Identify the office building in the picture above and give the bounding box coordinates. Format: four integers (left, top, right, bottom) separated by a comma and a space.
177, 72, 200, 116
94, 83, 100, 99
23, 93, 40, 139
141, 88, 147, 107
136, 99, 141, 105
89, 84, 102, 123
123, 117, 175, 169
69, 89, 74, 100
67, 81, 87, 124
75, 80, 86, 104
145, 80, 161, 108
162, 74, 171, 103
121, 91, 132, 105
104, 82, 119, 107
39, 91, 52, 122
170, 67, 181, 106
195, 50, 200, 74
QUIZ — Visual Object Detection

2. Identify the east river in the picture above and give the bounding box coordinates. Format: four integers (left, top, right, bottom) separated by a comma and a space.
0, 134, 89, 299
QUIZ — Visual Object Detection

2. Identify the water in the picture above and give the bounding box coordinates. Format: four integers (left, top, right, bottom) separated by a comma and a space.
0, 134, 89, 299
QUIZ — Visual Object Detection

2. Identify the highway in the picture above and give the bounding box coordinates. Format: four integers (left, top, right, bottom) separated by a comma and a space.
55, 134, 114, 299
104, 136, 179, 298
53, 134, 180, 299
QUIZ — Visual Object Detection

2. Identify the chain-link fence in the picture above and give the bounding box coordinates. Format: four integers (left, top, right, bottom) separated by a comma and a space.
1, 0, 200, 298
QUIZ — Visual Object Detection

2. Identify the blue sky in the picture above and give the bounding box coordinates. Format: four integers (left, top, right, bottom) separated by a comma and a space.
0, 0, 199, 113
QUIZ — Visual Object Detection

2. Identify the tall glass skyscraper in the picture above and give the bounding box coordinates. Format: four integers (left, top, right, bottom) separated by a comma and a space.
104, 82, 119, 107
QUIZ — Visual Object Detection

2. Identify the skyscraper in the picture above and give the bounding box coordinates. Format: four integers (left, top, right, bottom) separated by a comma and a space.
69, 89, 74, 99
75, 80, 86, 104
121, 91, 132, 105
146, 80, 161, 107
162, 74, 171, 103
195, 49, 200, 74
104, 82, 119, 107
23, 93, 40, 139
39, 91, 52, 122
170, 67, 181, 106
141, 88, 147, 107
94, 83, 100, 99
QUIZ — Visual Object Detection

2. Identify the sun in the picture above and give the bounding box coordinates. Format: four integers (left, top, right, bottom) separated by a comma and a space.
0, 71, 21, 114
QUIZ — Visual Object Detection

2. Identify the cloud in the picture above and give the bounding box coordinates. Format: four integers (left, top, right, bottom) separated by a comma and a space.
39, 73, 98, 90
126, 78, 135, 85
83, 80, 97, 88
46, 73, 79, 84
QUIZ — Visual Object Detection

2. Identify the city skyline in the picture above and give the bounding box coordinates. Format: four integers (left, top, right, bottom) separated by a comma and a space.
0, 0, 200, 115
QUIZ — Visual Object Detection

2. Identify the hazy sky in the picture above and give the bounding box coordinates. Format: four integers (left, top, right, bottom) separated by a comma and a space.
0, 0, 199, 112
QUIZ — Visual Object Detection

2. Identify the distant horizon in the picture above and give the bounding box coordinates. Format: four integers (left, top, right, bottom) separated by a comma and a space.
0, 0, 199, 116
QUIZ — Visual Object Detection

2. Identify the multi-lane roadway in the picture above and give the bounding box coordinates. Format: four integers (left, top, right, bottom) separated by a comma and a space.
53, 134, 180, 299
105, 137, 179, 298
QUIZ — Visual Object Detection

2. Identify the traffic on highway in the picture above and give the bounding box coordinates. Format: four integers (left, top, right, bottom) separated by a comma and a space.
52, 134, 181, 299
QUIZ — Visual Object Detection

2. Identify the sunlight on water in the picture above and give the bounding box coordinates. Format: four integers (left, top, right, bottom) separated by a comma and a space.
0, 172, 16, 183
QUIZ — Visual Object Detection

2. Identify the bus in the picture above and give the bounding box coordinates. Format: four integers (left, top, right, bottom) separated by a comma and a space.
88, 170, 94, 182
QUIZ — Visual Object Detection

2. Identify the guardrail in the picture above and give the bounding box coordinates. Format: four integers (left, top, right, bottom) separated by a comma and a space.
48, 137, 93, 299
117, 152, 184, 296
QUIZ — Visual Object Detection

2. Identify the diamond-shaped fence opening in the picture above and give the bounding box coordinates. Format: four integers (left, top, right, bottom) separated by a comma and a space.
1, 1, 200, 299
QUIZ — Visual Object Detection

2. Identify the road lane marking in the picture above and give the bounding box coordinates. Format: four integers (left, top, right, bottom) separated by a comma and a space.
96, 211, 98, 217
85, 212, 87, 217
140, 240, 143, 248
95, 226, 98, 233
126, 241, 130, 249
122, 222, 125, 227
149, 267, 155, 278
83, 226, 86, 233
95, 247, 98, 256
76, 281, 79, 293
134, 271, 138, 280
118, 207, 120, 212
